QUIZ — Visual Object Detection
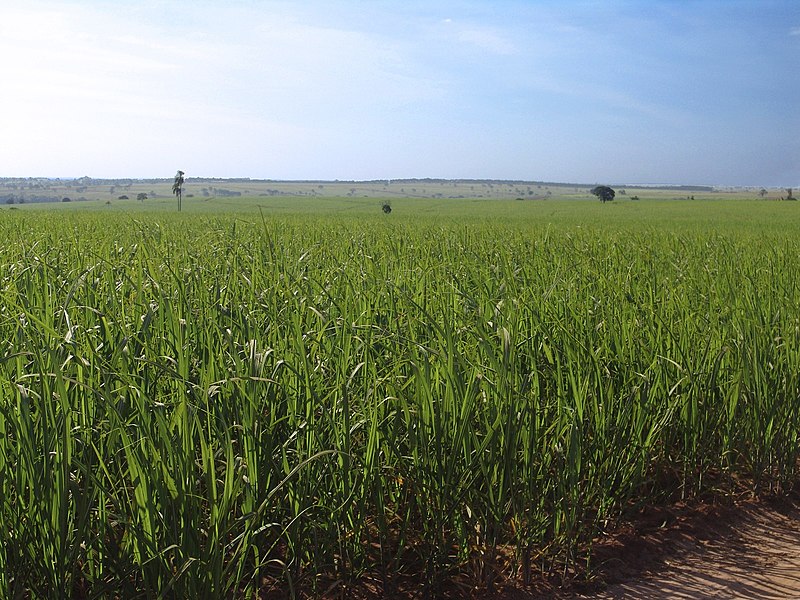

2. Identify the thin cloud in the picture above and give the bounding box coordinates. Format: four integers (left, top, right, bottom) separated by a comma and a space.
456, 26, 516, 55
438, 17, 517, 55
1, 1, 797, 184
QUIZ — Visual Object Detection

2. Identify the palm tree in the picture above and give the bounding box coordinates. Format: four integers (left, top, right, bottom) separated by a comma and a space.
172, 170, 185, 212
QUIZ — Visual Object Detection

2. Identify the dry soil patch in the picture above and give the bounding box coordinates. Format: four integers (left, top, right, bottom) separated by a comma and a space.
570, 493, 800, 599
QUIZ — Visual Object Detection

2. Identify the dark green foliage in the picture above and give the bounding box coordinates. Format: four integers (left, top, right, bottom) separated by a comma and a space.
172, 170, 185, 212
591, 185, 616, 203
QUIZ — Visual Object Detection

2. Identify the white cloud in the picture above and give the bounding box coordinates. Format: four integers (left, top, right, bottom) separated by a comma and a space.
0, 1, 456, 177
1, 1, 794, 183
456, 26, 516, 55
437, 18, 517, 55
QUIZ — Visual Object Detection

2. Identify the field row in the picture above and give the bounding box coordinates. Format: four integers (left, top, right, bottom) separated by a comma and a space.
1, 211, 799, 596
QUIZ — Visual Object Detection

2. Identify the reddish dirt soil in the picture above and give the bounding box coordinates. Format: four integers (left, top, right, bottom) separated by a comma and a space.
456, 491, 800, 599
570, 492, 800, 599
263, 491, 800, 599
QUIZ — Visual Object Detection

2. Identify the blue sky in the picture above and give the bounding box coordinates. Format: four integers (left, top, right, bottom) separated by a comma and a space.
0, 0, 797, 185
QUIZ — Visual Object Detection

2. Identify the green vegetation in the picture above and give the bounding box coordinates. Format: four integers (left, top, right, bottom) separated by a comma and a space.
1, 198, 799, 596
172, 171, 185, 213
590, 185, 616, 203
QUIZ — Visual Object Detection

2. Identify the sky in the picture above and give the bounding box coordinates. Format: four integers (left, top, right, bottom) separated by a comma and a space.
0, 0, 798, 186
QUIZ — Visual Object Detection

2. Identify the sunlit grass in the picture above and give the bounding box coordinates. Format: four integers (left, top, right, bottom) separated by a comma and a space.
1, 202, 799, 596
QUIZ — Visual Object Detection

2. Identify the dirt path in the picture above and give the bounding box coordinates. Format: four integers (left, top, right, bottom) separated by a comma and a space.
573, 494, 800, 599
307, 493, 800, 599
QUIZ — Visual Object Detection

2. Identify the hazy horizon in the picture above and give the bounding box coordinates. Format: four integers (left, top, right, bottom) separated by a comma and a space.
1, 1, 798, 186
0, 175, 765, 189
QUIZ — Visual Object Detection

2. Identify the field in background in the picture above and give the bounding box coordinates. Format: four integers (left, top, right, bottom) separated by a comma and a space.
1, 197, 799, 597
0, 175, 787, 206
8, 189, 800, 234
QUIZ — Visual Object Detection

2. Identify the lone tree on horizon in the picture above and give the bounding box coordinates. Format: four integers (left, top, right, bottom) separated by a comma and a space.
173, 170, 185, 212
590, 185, 615, 203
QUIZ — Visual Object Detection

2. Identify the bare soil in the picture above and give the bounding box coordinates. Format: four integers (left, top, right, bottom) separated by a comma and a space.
458, 491, 800, 599
459, 491, 800, 600
564, 491, 800, 599
261, 491, 800, 599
